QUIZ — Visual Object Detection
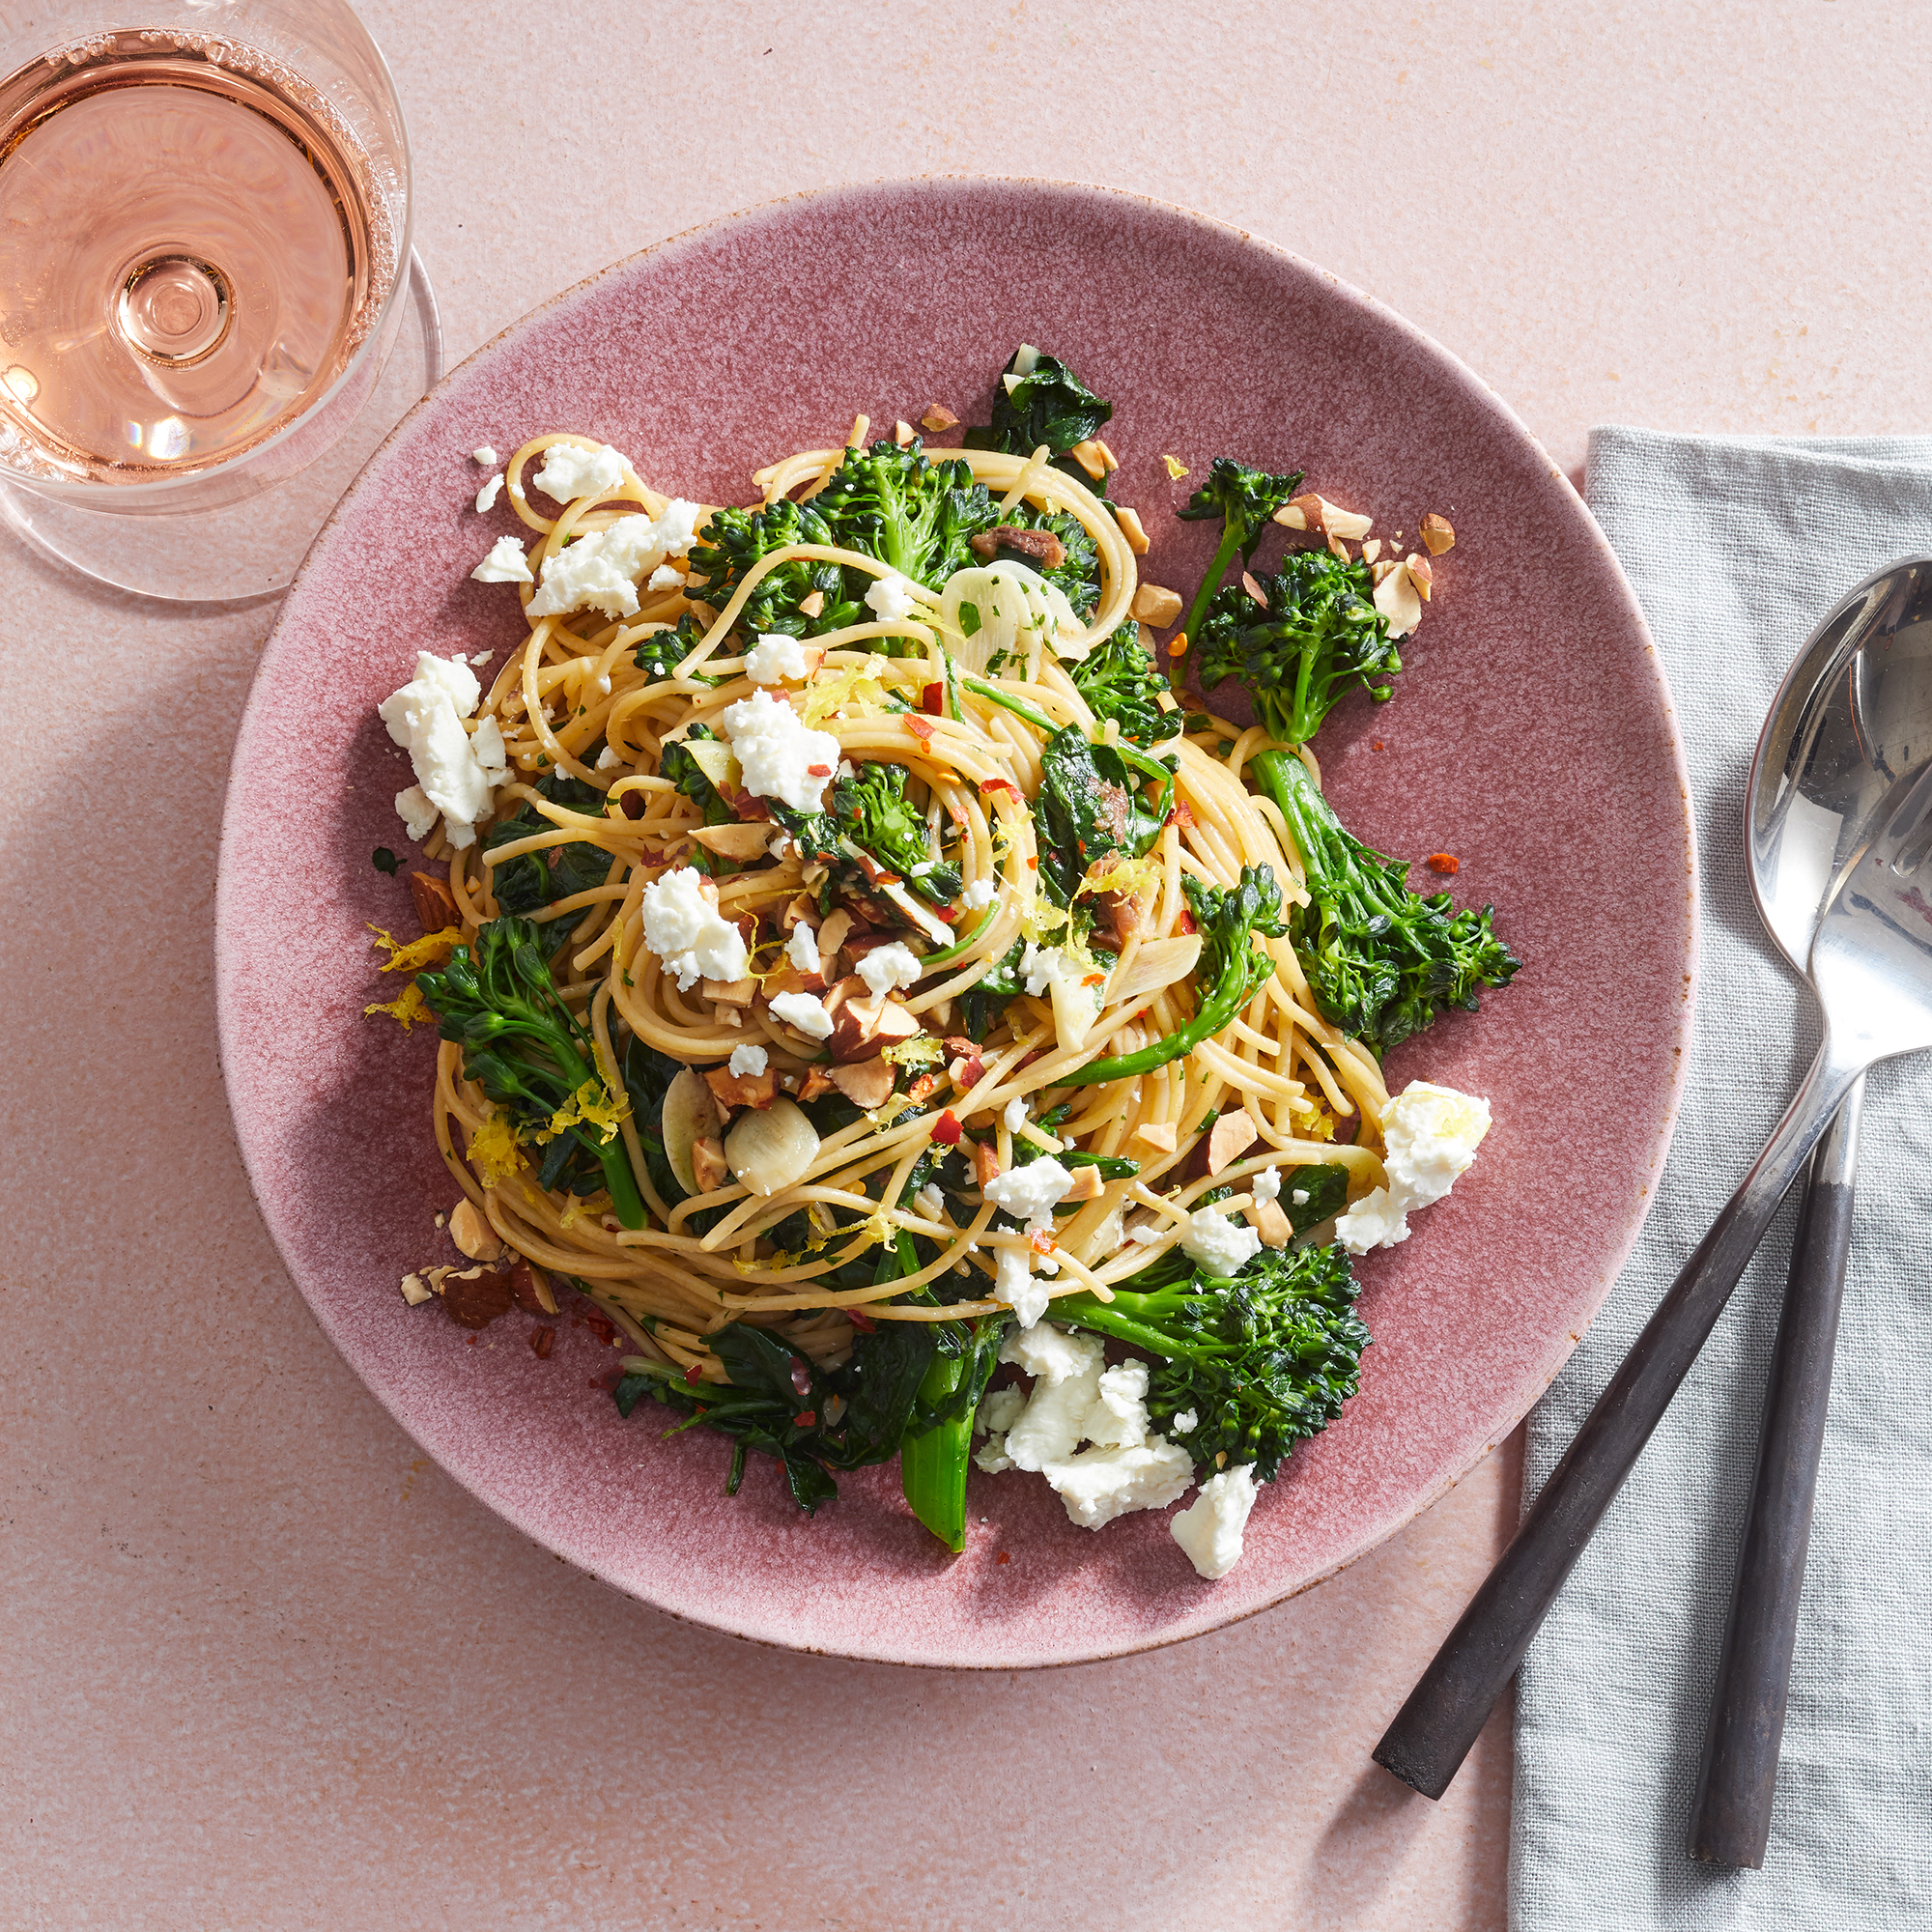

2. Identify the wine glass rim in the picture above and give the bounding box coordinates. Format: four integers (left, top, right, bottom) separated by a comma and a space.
0, 8, 418, 504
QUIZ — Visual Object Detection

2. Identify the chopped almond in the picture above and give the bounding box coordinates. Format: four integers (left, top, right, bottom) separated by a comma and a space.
1327, 533, 1350, 562
815, 907, 855, 967
1240, 571, 1268, 607
780, 894, 819, 934
507, 1260, 558, 1316
1404, 552, 1433, 602
797, 1066, 836, 1103
1362, 538, 1382, 564
973, 1139, 1002, 1188
1131, 583, 1183, 627
1206, 1110, 1260, 1176
1134, 1122, 1179, 1153
701, 976, 758, 1007
828, 993, 921, 1064
1321, 499, 1374, 540
448, 1197, 504, 1263
400, 1272, 436, 1307
1371, 558, 1401, 585
1420, 513, 1456, 555
1113, 504, 1150, 554
441, 1264, 513, 1331
920, 403, 959, 434
828, 1057, 895, 1110
764, 961, 829, 999
409, 871, 459, 934
692, 822, 771, 861
799, 589, 826, 618
1277, 492, 1372, 540
692, 1134, 729, 1193
893, 419, 915, 447
1374, 562, 1423, 639
1069, 438, 1118, 480
705, 1065, 777, 1111
1063, 1165, 1105, 1203
1248, 1198, 1293, 1248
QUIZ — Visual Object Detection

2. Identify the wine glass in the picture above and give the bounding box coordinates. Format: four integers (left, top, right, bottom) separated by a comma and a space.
0, 1, 442, 602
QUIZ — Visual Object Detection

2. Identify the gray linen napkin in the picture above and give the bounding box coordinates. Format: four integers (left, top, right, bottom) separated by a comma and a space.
1509, 429, 1932, 1927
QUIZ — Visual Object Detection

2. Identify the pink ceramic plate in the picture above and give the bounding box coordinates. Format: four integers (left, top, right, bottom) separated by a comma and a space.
217, 180, 1693, 1668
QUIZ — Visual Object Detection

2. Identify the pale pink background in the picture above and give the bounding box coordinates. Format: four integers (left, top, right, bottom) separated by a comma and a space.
7, 4, 1928, 1925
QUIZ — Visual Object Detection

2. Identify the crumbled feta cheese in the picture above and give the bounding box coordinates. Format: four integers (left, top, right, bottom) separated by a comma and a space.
532, 440, 628, 503
837, 759, 856, 780
394, 785, 437, 840
1171, 1464, 1261, 1580
647, 563, 684, 591
1126, 1222, 1164, 1246
983, 1156, 1073, 1234
471, 445, 497, 466
717, 689, 840, 813
1001, 1321, 1098, 1383
785, 923, 820, 974
962, 877, 996, 911
856, 942, 922, 1000
1084, 1359, 1150, 1449
770, 990, 834, 1039
865, 572, 923, 623
526, 502, 702, 619
595, 745, 621, 771
638, 867, 749, 991
1172, 1407, 1198, 1435
1179, 1205, 1263, 1277
745, 632, 811, 683
980, 1386, 1029, 1435
1002, 1095, 1028, 1133
994, 1244, 1049, 1329
999, 1324, 1104, 1463
1336, 1081, 1492, 1254
1049, 1440, 1196, 1530
1252, 1166, 1282, 1203
1292, 1188, 1310, 1207
471, 533, 532, 583
474, 471, 504, 513
913, 1182, 946, 1222
378, 652, 505, 849
728, 1043, 768, 1078
1017, 940, 1108, 1051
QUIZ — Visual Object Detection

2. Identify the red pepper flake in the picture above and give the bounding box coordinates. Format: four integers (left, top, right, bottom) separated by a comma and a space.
905, 714, 937, 744
846, 1307, 877, 1334
467, 1334, 479, 1347
1427, 852, 1461, 875
922, 682, 944, 715
933, 1110, 963, 1146
1176, 906, 1197, 935
979, 778, 1021, 801
683, 1362, 704, 1386
1081, 973, 1105, 987
584, 1312, 617, 1347
588, 1378, 604, 1391
529, 1327, 554, 1359
996, 1551, 1011, 1565
1372, 740, 1385, 752
807, 762, 834, 778
1026, 855, 1038, 871
794, 1410, 817, 1428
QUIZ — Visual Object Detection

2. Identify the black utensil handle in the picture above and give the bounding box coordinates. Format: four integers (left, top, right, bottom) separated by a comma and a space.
1688, 1080, 1862, 1868
1372, 1041, 1862, 1802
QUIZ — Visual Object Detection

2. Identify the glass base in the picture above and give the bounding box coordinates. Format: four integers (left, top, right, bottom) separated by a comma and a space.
0, 248, 443, 604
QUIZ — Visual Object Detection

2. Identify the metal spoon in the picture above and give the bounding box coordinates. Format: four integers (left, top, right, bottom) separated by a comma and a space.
1374, 557, 1932, 1804
1690, 559, 1932, 1866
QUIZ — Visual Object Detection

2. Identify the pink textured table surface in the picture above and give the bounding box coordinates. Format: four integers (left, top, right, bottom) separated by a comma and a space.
7, 5, 1930, 1926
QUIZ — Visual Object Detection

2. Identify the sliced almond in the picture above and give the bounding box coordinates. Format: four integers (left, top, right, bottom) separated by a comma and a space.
1420, 512, 1456, 555
692, 822, 770, 861
725, 1096, 820, 1196
1134, 1122, 1179, 1153
1247, 1198, 1293, 1248
1240, 571, 1268, 607
1321, 498, 1374, 540
705, 1064, 777, 1112
1371, 558, 1402, 585
1278, 492, 1372, 540
1063, 1164, 1105, 1203
828, 1057, 895, 1110
507, 1260, 558, 1316
893, 419, 916, 447
1206, 1110, 1260, 1177
663, 1066, 723, 1195
410, 871, 459, 934
973, 1139, 1002, 1187
764, 961, 829, 999
1107, 934, 1202, 1005
400, 1272, 436, 1307
1274, 499, 1310, 530
815, 907, 855, 968
1374, 563, 1424, 639
920, 403, 959, 433
692, 1134, 729, 1194
448, 1197, 504, 1263
780, 894, 819, 934
1404, 552, 1433, 602
701, 975, 758, 1007
799, 589, 826, 619
1361, 538, 1382, 565
1113, 504, 1150, 554
1131, 583, 1183, 628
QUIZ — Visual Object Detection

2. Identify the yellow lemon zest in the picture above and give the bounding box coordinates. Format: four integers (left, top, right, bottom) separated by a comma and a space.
882, 1034, 942, 1070
467, 1108, 526, 1187
1162, 454, 1189, 480
368, 923, 462, 973
1289, 1094, 1339, 1143
363, 983, 432, 1030
535, 1076, 632, 1148
1080, 852, 1162, 905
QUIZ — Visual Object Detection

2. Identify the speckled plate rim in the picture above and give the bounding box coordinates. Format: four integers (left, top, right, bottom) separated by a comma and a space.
216, 174, 1697, 1668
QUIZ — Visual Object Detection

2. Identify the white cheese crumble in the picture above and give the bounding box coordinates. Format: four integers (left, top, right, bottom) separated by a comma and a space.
1126, 1222, 1164, 1246
532, 440, 629, 503
856, 942, 922, 1000
770, 990, 834, 1039
471, 533, 532, 583
983, 1156, 1073, 1234
785, 923, 821, 973
1171, 1464, 1260, 1580
1336, 1081, 1492, 1254
865, 572, 923, 623
727, 1043, 768, 1078
745, 632, 811, 683
1179, 1205, 1263, 1278
378, 652, 508, 850
471, 445, 497, 466
1292, 1188, 1310, 1207
638, 867, 749, 991
1002, 1095, 1028, 1133
993, 1245, 1048, 1329
962, 877, 996, 911
1171, 1407, 1198, 1435
716, 689, 840, 813
394, 784, 437, 840
526, 502, 702, 619
1252, 1166, 1282, 1203
474, 471, 505, 513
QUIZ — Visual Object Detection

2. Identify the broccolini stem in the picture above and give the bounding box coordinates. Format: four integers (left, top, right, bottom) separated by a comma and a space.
900, 1349, 973, 1552
961, 675, 1057, 736
1179, 523, 1245, 662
